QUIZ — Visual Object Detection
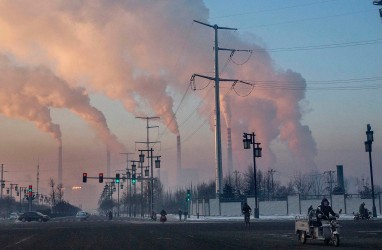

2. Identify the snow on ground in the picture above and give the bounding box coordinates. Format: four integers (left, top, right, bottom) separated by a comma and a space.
182, 214, 379, 221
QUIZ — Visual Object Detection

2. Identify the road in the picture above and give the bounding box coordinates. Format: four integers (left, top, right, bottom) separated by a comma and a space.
1, 216, 382, 249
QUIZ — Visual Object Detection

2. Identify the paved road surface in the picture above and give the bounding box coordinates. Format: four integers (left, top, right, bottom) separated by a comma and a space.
1, 216, 381, 249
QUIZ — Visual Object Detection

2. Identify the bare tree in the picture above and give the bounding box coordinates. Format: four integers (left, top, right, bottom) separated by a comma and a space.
56, 183, 64, 202
293, 171, 312, 196
310, 173, 326, 196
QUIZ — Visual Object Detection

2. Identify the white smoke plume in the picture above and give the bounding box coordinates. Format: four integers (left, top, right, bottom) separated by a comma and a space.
0, 0, 317, 172
0, 54, 125, 152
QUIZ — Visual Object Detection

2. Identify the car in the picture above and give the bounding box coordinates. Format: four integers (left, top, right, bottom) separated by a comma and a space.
18, 211, 50, 222
9, 212, 19, 220
76, 211, 90, 221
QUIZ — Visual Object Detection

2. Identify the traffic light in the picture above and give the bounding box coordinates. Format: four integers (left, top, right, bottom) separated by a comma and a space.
99, 173, 104, 183
115, 173, 120, 183
28, 185, 33, 197
186, 189, 191, 201
132, 173, 136, 184
83, 173, 87, 183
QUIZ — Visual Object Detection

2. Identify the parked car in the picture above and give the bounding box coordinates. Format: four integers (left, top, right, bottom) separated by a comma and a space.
76, 211, 90, 221
18, 211, 50, 222
9, 212, 19, 220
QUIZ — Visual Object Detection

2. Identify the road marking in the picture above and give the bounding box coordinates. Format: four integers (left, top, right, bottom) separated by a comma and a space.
357, 230, 382, 233
5, 235, 34, 248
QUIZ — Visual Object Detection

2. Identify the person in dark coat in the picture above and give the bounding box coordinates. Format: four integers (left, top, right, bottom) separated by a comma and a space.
316, 198, 337, 219
160, 209, 167, 223
307, 205, 314, 215
242, 202, 251, 215
178, 209, 182, 221
183, 211, 188, 221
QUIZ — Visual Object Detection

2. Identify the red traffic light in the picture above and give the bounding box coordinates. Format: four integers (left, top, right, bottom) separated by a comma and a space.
99, 173, 104, 183
83, 173, 87, 183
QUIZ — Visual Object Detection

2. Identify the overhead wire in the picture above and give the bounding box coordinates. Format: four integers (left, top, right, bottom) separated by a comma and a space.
252, 38, 382, 53
208, 0, 342, 20
224, 76, 382, 91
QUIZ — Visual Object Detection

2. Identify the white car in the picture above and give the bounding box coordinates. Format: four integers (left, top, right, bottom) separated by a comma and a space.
76, 211, 89, 221
9, 212, 19, 220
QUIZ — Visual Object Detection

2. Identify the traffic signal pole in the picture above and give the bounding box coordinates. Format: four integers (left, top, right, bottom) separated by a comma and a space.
1, 164, 4, 199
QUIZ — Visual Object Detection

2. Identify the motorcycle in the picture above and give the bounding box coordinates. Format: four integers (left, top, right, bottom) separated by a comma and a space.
295, 209, 341, 247
160, 214, 167, 223
353, 210, 372, 220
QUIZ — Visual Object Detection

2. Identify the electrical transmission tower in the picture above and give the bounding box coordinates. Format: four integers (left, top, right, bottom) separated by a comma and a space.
191, 20, 251, 199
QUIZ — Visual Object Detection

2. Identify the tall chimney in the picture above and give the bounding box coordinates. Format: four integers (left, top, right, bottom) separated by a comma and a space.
227, 128, 233, 177
177, 135, 181, 170
336, 165, 344, 191
58, 142, 62, 184
177, 135, 181, 183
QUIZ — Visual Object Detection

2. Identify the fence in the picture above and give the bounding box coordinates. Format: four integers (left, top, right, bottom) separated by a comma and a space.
190, 193, 381, 216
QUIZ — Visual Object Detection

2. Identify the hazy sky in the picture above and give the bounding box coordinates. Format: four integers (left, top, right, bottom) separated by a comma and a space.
0, 0, 381, 210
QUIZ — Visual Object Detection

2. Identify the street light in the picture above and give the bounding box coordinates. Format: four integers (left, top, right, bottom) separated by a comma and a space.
243, 132, 262, 219
138, 149, 161, 217
155, 156, 161, 168
364, 124, 377, 218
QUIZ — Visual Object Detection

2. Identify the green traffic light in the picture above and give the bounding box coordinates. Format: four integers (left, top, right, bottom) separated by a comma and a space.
132, 173, 136, 184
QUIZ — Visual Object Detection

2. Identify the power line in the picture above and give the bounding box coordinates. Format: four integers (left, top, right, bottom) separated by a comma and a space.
252, 38, 382, 53
223, 76, 382, 91
209, 0, 341, 20
240, 9, 374, 29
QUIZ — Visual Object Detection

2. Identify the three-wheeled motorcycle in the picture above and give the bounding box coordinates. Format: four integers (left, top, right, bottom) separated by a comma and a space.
295, 209, 341, 247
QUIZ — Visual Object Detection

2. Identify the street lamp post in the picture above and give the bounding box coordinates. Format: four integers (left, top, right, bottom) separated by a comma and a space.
126, 164, 135, 217
243, 132, 262, 219
139, 149, 161, 217
364, 124, 377, 218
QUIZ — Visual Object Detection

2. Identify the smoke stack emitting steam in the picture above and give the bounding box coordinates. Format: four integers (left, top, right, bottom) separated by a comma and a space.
227, 128, 233, 176
58, 142, 62, 184
0, 0, 317, 176
177, 135, 181, 170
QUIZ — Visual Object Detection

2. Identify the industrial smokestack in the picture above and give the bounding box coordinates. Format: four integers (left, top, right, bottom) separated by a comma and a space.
107, 148, 111, 177
336, 165, 344, 191
227, 128, 233, 177
177, 135, 181, 183
177, 135, 181, 170
58, 142, 62, 184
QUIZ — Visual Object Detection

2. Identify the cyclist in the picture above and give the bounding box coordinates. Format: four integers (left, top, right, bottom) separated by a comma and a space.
242, 202, 252, 224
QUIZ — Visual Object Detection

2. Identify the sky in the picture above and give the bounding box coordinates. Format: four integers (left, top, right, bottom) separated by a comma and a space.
0, 0, 381, 210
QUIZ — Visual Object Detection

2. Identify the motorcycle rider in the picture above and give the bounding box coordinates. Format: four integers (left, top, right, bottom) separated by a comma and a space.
242, 202, 251, 223
242, 202, 252, 215
359, 202, 370, 219
160, 209, 167, 223
316, 198, 337, 221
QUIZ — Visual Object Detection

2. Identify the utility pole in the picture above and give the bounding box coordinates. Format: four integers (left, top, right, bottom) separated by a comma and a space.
268, 169, 276, 200
37, 160, 40, 204
233, 170, 240, 190
191, 20, 252, 199
1, 164, 4, 199
324, 170, 336, 205
136, 116, 160, 217
120, 152, 134, 216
